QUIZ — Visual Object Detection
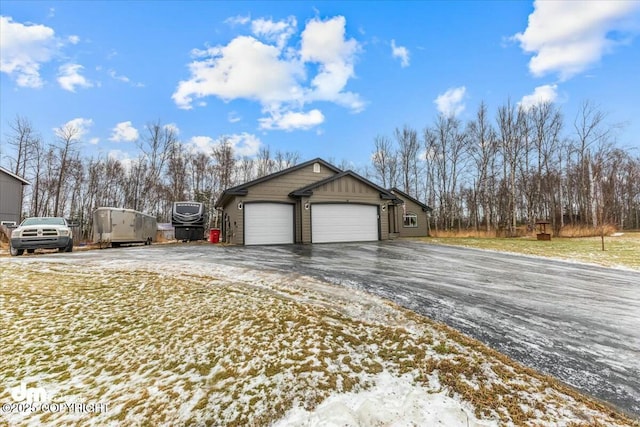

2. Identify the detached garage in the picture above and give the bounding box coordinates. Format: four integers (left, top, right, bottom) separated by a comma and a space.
215, 158, 402, 245
311, 204, 378, 243
244, 203, 294, 245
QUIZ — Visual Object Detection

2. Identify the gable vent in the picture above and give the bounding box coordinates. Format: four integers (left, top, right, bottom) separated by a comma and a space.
313, 163, 321, 173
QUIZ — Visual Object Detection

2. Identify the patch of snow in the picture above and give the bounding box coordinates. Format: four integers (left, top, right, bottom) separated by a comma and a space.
274, 371, 498, 427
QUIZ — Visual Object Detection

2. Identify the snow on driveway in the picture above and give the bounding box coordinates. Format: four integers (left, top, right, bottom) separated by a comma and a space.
0, 246, 636, 426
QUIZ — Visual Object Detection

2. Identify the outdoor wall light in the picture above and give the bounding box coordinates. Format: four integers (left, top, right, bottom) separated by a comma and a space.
238, 202, 243, 210
304, 202, 310, 210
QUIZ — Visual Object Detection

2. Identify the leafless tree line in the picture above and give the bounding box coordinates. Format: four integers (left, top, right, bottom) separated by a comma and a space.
370, 100, 640, 235
3, 118, 301, 239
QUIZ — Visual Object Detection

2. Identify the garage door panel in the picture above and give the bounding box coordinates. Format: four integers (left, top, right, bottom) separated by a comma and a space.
245, 203, 294, 245
312, 204, 378, 243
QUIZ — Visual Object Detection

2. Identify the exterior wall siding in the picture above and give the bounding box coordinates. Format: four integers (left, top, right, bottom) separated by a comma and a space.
396, 197, 429, 237
223, 196, 242, 244
0, 171, 25, 224
222, 163, 337, 244
300, 175, 389, 243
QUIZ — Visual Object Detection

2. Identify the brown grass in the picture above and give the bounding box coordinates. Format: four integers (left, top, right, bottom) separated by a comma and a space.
429, 224, 620, 239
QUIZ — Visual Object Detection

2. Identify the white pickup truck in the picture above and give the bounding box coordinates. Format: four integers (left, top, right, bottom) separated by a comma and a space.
10, 217, 74, 256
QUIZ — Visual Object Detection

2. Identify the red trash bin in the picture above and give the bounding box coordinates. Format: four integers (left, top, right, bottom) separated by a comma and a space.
209, 229, 220, 243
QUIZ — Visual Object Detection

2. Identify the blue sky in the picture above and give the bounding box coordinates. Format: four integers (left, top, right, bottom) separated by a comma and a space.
1, 1, 639, 169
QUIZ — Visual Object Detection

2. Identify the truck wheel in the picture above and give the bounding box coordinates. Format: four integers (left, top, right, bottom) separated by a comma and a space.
27, 249, 35, 254
10, 246, 24, 256
65, 240, 74, 252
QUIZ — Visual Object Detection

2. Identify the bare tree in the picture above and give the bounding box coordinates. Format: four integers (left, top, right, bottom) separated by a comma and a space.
424, 115, 468, 230
496, 100, 527, 236
212, 138, 235, 194
395, 125, 420, 196
371, 134, 398, 188
5, 115, 39, 178
274, 150, 300, 172
256, 146, 274, 177
137, 121, 177, 216
467, 101, 498, 232
52, 123, 82, 216
573, 100, 614, 228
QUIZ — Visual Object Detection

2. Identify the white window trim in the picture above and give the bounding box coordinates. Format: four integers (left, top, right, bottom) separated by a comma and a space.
403, 212, 418, 228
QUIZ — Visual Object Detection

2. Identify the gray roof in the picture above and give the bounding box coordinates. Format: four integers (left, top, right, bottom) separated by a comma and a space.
390, 187, 432, 212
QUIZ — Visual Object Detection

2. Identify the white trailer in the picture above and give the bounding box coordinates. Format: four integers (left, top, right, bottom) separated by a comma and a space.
93, 207, 157, 248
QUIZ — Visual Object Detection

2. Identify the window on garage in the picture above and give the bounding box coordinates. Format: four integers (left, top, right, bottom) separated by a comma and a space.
403, 212, 418, 228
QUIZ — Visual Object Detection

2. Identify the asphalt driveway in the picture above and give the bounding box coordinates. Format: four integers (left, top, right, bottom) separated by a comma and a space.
193, 240, 640, 417
6, 240, 640, 417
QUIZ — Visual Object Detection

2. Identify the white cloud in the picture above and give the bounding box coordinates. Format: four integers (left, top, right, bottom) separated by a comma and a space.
57, 63, 92, 92
173, 14, 364, 131
0, 16, 57, 88
228, 111, 241, 123
187, 136, 215, 153
434, 86, 467, 117
173, 35, 304, 109
110, 121, 139, 142
89, 137, 100, 145
251, 16, 297, 49
108, 69, 144, 87
259, 109, 324, 131
226, 133, 262, 157
391, 40, 410, 67
54, 118, 93, 140
68, 35, 80, 45
513, 0, 640, 80
109, 69, 130, 83
187, 133, 262, 157
519, 84, 559, 111
225, 15, 251, 26
300, 16, 363, 110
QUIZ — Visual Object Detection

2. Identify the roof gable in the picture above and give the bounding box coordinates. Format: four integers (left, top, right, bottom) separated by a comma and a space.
290, 170, 400, 201
216, 158, 341, 207
390, 187, 432, 212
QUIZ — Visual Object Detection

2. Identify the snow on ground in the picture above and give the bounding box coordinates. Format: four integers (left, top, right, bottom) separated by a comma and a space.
0, 256, 636, 426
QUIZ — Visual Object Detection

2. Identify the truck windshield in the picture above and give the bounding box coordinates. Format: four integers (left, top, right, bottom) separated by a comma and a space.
21, 217, 66, 226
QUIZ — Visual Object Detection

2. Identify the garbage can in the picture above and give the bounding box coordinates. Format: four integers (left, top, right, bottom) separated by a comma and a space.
209, 229, 220, 243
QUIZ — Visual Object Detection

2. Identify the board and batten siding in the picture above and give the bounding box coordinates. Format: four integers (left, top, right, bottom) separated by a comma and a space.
300, 175, 389, 243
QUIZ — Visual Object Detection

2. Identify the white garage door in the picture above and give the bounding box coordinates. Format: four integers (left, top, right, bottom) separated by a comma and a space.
244, 203, 294, 245
312, 204, 379, 243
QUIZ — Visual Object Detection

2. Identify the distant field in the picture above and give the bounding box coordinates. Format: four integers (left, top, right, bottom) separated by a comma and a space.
419, 232, 640, 270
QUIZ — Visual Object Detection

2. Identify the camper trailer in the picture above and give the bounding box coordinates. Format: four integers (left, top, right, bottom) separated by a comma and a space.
172, 201, 206, 241
93, 207, 157, 248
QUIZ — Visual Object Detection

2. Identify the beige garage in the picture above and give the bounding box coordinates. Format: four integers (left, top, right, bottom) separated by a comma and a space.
216, 158, 430, 245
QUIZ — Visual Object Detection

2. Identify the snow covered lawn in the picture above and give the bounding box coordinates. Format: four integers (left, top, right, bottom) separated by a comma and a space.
0, 259, 635, 426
